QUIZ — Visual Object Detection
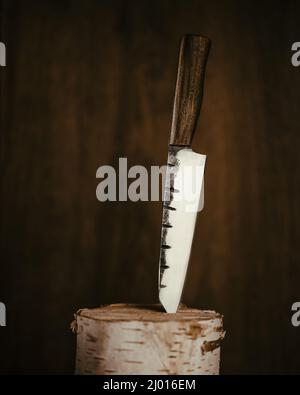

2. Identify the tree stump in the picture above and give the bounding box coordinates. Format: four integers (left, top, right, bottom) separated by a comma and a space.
72, 304, 225, 375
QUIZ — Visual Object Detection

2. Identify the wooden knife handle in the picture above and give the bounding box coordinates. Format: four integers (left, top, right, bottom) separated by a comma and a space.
169, 35, 211, 146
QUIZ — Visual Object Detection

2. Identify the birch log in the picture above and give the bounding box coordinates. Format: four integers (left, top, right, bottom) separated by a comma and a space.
72, 304, 225, 375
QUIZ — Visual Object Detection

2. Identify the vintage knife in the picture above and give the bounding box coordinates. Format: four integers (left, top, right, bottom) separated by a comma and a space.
159, 34, 211, 313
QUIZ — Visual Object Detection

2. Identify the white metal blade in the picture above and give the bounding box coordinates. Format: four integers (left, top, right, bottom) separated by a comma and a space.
159, 147, 206, 313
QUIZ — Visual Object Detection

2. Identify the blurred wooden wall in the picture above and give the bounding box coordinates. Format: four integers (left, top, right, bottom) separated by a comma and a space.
1, 0, 300, 374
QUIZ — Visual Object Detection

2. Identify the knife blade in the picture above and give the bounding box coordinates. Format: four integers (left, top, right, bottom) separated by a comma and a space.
159, 34, 211, 313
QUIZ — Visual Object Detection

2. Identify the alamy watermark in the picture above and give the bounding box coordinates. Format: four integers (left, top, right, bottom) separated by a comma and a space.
291, 302, 300, 327
291, 42, 300, 67
96, 158, 205, 213
0, 42, 6, 67
0, 302, 6, 327
0, 42, 7, 327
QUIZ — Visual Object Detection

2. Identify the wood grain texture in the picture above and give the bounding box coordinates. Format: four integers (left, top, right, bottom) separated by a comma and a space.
0, 0, 300, 375
170, 35, 210, 146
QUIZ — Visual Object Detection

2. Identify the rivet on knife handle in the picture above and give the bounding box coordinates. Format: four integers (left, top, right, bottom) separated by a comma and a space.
170, 35, 211, 147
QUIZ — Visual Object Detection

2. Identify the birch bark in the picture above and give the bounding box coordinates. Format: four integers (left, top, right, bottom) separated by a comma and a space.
72, 304, 225, 375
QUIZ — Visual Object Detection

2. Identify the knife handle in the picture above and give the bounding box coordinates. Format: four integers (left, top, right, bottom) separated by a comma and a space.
170, 35, 211, 146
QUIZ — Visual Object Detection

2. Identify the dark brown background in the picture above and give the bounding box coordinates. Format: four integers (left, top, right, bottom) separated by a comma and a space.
1, 0, 300, 374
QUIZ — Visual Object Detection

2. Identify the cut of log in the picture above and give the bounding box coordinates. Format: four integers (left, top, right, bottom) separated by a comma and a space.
72, 304, 225, 375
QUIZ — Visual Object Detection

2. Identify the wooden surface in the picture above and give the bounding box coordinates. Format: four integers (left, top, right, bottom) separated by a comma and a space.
1, 0, 300, 374
76, 303, 221, 322
170, 35, 210, 146
74, 304, 224, 374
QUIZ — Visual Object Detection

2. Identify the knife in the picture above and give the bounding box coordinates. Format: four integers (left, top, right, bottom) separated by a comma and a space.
158, 34, 211, 313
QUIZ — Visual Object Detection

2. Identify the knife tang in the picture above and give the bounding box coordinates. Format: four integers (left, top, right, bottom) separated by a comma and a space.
169, 34, 211, 147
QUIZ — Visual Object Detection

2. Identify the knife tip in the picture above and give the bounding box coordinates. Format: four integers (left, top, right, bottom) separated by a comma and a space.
159, 293, 180, 314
